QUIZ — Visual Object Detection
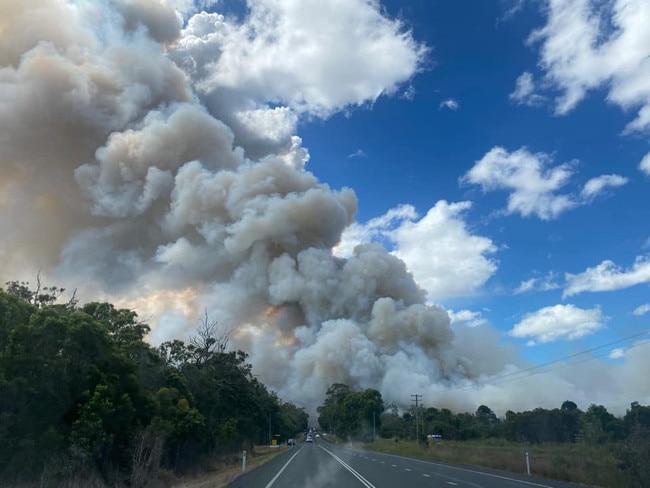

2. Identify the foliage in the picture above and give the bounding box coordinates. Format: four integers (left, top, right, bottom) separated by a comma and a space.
317, 384, 384, 440
0, 283, 307, 486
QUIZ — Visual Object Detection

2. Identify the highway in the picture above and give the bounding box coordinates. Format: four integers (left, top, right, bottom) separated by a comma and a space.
228, 439, 586, 488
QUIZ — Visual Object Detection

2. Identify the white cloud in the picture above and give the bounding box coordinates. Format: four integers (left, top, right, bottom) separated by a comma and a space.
333, 204, 417, 259
564, 256, 650, 297
463, 147, 628, 220
447, 308, 487, 327
609, 348, 626, 359
640, 152, 650, 176
509, 304, 605, 345
580, 174, 628, 200
347, 149, 367, 159
632, 304, 650, 316
175, 0, 428, 119
509, 72, 545, 106
462, 147, 577, 220
515, 272, 561, 294
439, 98, 459, 111
391, 201, 498, 301
526, 0, 650, 132
334, 201, 498, 301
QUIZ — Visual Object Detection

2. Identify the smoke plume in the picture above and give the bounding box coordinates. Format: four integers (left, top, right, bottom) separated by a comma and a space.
3, 0, 645, 417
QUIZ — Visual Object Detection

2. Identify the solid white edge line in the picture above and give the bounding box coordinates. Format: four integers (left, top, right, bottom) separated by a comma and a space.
264, 447, 303, 488
319, 445, 376, 488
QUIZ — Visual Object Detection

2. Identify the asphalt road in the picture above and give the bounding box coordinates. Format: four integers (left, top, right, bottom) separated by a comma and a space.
228, 439, 587, 488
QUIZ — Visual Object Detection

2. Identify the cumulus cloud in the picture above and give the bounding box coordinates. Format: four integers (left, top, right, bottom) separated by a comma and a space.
564, 256, 650, 297
462, 147, 627, 220
523, 0, 650, 133
509, 304, 606, 345
333, 204, 418, 259
335, 202, 498, 301
448, 309, 487, 327
462, 147, 577, 220
170, 0, 428, 157
391, 201, 498, 301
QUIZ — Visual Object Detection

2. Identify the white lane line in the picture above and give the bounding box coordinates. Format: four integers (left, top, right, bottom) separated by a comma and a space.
391, 464, 397, 467
423, 474, 431, 478
319, 446, 376, 488
365, 452, 555, 488
264, 447, 303, 488
404, 468, 412, 472
447, 483, 458, 486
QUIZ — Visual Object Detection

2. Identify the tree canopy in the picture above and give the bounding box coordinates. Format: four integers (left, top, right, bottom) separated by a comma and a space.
0, 283, 307, 487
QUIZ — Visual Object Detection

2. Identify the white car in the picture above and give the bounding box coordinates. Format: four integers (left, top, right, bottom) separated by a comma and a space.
306, 435, 313, 443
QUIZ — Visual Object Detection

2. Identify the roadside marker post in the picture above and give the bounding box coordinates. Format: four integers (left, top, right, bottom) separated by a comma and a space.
525, 451, 530, 476
242, 450, 247, 473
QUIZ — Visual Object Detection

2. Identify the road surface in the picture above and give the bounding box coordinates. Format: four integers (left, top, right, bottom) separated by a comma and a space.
228, 439, 587, 487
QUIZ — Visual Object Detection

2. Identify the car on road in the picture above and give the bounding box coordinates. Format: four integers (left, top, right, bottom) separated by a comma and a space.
305, 435, 313, 443
287, 438, 295, 446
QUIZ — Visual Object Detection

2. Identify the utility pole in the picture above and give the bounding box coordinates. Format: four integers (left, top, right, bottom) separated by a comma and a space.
411, 394, 422, 441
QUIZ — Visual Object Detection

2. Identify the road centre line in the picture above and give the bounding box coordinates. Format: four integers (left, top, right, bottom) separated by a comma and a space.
319, 445, 376, 488
264, 446, 303, 488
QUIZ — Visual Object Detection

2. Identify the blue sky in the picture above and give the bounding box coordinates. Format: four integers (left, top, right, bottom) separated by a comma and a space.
2, 0, 649, 415
304, 0, 650, 360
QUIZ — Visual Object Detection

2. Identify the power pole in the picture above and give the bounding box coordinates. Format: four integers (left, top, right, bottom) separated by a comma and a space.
411, 394, 422, 441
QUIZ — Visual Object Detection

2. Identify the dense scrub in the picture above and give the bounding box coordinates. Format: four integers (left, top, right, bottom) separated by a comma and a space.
0, 283, 308, 487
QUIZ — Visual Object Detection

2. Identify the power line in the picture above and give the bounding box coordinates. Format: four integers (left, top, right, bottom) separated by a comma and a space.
441, 329, 650, 393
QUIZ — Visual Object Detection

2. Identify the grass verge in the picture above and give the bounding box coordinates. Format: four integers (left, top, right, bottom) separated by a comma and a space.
169, 445, 289, 488
355, 438, 631, 487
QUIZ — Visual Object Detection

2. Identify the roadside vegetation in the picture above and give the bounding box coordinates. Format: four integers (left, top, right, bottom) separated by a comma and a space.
316, 384, 650, 487
0, 281, 308, 487
3, 279, 649, 487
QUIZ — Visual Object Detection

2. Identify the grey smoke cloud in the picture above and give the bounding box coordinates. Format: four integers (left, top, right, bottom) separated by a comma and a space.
3, 0, 645, 418
1, 0, 466, 416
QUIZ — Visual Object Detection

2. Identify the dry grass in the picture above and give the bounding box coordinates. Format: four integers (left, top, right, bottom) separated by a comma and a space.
356, 438, 631, 487
170, 446, 289, 488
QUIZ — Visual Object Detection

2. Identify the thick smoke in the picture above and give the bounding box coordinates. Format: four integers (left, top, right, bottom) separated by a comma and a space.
1, 0, 471, 415
2, 0, 645, 417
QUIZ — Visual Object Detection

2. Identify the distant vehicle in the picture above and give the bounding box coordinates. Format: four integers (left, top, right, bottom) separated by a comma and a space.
287, 438, 296, 446
315, 434, 320, 438
306, 435, 313, 443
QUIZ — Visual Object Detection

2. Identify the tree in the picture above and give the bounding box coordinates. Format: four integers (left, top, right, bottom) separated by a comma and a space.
476, 405, 499, 437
